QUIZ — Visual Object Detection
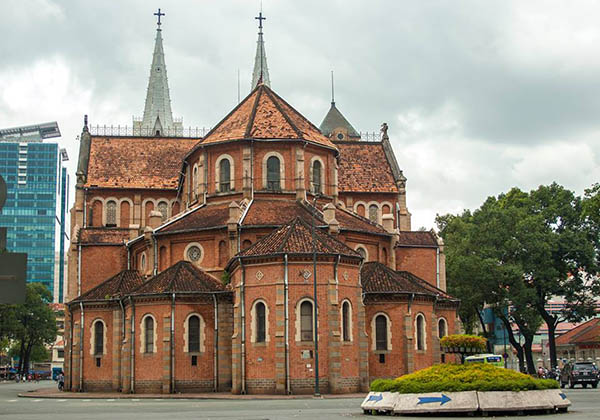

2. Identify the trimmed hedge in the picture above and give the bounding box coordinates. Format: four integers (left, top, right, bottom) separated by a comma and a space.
439, 334, 487, 352
371, 364, 559, 393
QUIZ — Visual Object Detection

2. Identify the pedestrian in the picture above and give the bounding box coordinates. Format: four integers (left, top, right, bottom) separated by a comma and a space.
57, 372, 64, 391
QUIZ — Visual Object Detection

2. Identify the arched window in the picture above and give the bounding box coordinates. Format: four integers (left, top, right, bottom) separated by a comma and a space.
375, 315, 388, 351
300, 301, 313, 341
157, 201, 168, 222
312, 160, 322, 194
342, 301, 351, 342
368, 204, 379, 223
140, 253, 147, 272
416, 314, 425, 351
266, 156, 281, 191
242, 239, 252, 250
356, 246, 367, 260
219, 159, 231, 192
144, 316, 154, 353
218, 240, 228, 267
106, 200, 117, 227
188, 315, 201, 353
438, 318, 447, 339
94, 320, 104, 355
256, 302, 266, 343
192, 165, 198, 198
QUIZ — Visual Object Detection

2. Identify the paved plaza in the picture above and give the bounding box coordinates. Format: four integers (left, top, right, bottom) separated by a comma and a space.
1, 381, 599, 419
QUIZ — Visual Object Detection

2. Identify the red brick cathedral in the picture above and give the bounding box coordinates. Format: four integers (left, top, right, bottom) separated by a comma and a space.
64, 12, 459, 395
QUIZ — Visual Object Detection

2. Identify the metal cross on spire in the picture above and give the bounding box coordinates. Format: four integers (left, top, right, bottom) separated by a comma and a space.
154, 8, 165, 27
255, 11, 266, 34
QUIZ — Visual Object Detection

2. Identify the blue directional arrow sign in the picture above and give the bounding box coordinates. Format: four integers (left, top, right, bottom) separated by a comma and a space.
367, 394, 383, 403
417, 394, 451, 405
559, 393, 567, 400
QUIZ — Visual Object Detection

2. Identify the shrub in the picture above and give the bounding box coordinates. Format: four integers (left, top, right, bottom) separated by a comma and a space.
370, 363, 559, 393
439, 334, 487, 352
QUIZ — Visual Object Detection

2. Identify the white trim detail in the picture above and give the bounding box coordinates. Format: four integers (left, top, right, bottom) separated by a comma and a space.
250, 299, 270, 343
215, 154, 235, 192
340, 299, 353, 342
309, 156, 325, 194
262, 151, 285, 190
140, 314, 158, 353
354, 245, 369, 262
371, 312, 392, 351
295, 297, 315, 342
438, 317, 448, 339
183, 312, 206, 353
183, 242, 204, 265
415, 313, 427, 351
90, 318, 107, 356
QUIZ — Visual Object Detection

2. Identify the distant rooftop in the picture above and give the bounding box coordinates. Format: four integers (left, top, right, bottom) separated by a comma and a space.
0, 122, 61, 142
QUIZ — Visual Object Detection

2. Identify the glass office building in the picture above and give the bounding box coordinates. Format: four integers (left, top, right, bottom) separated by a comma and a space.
0, 122, 60, 296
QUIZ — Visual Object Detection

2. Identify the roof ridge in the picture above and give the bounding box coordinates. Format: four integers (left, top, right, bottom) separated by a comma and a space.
262, 86, 303, 139
169, 260, 185, 292
73, 269, 128, 301
267, 85, 326, 135
276, 218, 298, 253
245, 85, 264, 137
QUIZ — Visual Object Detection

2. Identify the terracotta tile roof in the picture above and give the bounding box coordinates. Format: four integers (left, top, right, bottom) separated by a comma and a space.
361, 262, 456, 301
201, 84, 336, 150
242, 199, 321, 227
156, 202, 231, 234
79, 228, 130, 245
396, 231, 439, 247
133, 261, 225, 294
72, 270, 144, 302
237, 217, 361, 259
85, 136, 198, 189
336, 142, 398, 193
334, 207, 389, 235
556, 318, 600, 346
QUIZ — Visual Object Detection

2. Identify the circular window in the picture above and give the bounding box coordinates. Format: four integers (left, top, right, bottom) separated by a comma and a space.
187, 245, 201, 262
337, 133, 344, 140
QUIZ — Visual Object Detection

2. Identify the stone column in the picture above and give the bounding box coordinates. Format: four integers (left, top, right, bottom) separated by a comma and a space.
431, 312, 440, 364
274, 273, 286, 393
231, 287, 242, 394
404, 313, 414, 374
327, 276, 340, 393
242, 146, 252, 200
121, 316, 131, 393
112, 309, 122, 391
357, 288, 369, 392
217, 298, 233, 391
162, 314, 171, 393
295, 146, 305, 201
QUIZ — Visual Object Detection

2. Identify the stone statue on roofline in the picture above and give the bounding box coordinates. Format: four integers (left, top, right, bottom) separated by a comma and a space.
380, 122, 389, 140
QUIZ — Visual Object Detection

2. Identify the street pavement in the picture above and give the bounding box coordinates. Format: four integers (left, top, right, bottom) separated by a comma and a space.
1, 380, 599, 419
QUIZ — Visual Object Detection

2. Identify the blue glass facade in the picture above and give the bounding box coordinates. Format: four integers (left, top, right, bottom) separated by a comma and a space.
0, 141, 58, 294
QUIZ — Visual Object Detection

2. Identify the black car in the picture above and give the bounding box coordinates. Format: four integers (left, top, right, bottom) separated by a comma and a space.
560, 362, 599, 388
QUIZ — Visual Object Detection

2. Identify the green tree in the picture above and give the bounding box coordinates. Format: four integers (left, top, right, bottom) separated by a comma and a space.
10, 283, 57, 374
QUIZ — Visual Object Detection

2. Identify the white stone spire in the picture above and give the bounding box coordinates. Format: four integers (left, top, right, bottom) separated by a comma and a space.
251, 11, 270, 90
133, 9, 182, 136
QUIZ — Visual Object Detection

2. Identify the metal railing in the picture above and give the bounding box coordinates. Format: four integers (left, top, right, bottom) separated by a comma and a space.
89, 125, 209, 138
358, 131, 382, 142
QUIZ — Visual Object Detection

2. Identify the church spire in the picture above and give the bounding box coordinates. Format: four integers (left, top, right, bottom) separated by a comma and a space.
251, 10, 271, 90
134, 8, 182, 136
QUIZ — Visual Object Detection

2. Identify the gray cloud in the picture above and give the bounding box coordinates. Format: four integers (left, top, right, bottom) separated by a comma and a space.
1, 0, 599, 230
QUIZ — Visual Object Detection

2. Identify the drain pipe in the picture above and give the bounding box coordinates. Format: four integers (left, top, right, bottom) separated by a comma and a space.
153, 236, 158, 275
119, 299, 126, 390
170, 293, 175, 393
240, 258, 247, 394
79, 302, 84, 391
127, 247, 131, 270
77, 243, 82, 297
436, 247, 440, 289
284, 254, 290, 394
130, 297, 135, 393
68, 307, 73, 390
213, 293, 218, 392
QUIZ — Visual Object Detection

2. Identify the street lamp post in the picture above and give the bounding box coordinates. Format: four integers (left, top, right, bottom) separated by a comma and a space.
311, 194, 320, 396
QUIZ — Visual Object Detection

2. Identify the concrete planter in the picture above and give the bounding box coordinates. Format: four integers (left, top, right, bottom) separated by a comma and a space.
361, 389, 570, 416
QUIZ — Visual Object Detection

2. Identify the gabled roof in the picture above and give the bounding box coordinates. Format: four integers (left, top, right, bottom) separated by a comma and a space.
556, 318, 600, 346
155, 202, 231, 234
319, 102, 360, 138
236, 217, 361, 259
78, 228, 131, 245
361, 262, 456, 301
200, 84, 336, 150
133, 261, 225, 295
396, 231, 439, 248
72, 270, 144, 302
85, 136, 198, 189
336, 142, 398, 193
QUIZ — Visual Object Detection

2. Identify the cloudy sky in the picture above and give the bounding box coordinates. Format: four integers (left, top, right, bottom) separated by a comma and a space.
1, 0, 599, 230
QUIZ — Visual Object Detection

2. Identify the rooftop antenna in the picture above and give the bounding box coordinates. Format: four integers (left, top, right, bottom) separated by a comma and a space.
237, 69, 241, 103
331, 70, 335, 105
